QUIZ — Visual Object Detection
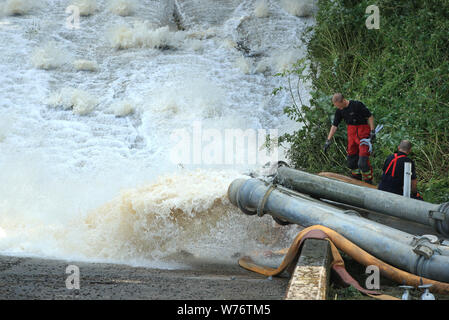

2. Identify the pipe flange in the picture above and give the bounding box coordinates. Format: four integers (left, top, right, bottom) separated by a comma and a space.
236, 185, 257, 216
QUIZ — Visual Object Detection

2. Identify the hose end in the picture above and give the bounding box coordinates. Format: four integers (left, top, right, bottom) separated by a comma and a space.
227, 178, 248, 207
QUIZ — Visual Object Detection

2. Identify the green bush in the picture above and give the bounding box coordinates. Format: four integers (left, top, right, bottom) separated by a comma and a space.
277, 0, 449, 203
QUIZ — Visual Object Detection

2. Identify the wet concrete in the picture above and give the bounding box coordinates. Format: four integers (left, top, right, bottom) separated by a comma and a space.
0, 255, 289, 300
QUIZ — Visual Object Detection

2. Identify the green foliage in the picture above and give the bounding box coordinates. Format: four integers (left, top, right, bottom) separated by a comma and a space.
278, 0, 449, 203
329, 285, 365, 300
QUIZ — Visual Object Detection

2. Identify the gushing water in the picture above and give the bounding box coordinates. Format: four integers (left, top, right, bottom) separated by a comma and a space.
0, 0, 314, 268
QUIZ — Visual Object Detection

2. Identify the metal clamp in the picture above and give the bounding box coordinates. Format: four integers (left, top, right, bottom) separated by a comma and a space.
257, 183, 276, 217
413, 244, 434, 259
410, 234, 439, 247
411, 235, 438, 260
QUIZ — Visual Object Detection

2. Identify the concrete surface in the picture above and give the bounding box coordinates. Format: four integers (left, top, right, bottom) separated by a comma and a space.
285, 239, 331, 300
0, 255, 290, 300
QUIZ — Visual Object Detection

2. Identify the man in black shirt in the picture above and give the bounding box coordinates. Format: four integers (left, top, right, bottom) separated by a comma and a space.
323, 93, 376, 183
378, 140, 420, 198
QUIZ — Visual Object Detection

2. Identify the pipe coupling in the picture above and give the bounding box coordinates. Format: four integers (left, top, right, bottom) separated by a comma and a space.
429, 202, 449, 237
257, 183, 276, 217
411, 236, 441, 275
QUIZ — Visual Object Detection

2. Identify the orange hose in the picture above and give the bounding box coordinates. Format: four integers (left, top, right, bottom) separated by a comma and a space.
318, 172, 378, 189
239, 225, 449, 295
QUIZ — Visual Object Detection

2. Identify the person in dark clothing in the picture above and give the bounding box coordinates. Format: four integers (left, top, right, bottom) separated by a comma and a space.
323, 93, 376, 183
378, 140, 422, 199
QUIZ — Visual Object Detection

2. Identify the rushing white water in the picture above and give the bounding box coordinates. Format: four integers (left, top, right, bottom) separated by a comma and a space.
0, 0, 314, 268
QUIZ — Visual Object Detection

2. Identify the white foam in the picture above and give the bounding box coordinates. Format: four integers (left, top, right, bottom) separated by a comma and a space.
251, 48, 303, 74
254, 0, 269, 18
73, 59, 98, 71
254, 59, 270, 73
1, 0, 37, 16
141, 77, 226, 122
109, 100, 135, 117
0, 154, 146, 262
271, 48, 303, 73
221, 38, 237, 50
82, 169, 243, 261
30, 41, 71, 70
72, 0, 97, 16
107, 0, 136, 16
280, 0, 314, 17
235, 55, 252, 74
185, 38, 203, 52
0, 112, 13, 142
186, 27, 216, 40
47, 87, 98, 115
108, 22, 186, 50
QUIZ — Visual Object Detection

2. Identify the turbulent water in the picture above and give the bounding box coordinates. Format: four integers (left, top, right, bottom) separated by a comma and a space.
0, 0, 314, 268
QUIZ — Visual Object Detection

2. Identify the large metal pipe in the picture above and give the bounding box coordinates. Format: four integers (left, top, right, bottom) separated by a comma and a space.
228, 178, 449, 283
229, 178, 449, 256
275, 167, 449, 237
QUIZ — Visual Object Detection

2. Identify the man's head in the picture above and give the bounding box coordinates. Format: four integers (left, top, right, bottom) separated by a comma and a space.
332, 93, 349, 110
398, 140, 412, 154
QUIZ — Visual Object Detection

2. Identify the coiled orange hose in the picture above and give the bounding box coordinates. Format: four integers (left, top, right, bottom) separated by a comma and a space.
239, 225, 449, 298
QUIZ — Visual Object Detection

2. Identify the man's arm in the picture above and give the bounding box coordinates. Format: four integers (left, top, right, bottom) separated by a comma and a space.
368, 115, 375, 131
324, 109, 341, 153
323, 125, 338, 153
327, 125, 338, 140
